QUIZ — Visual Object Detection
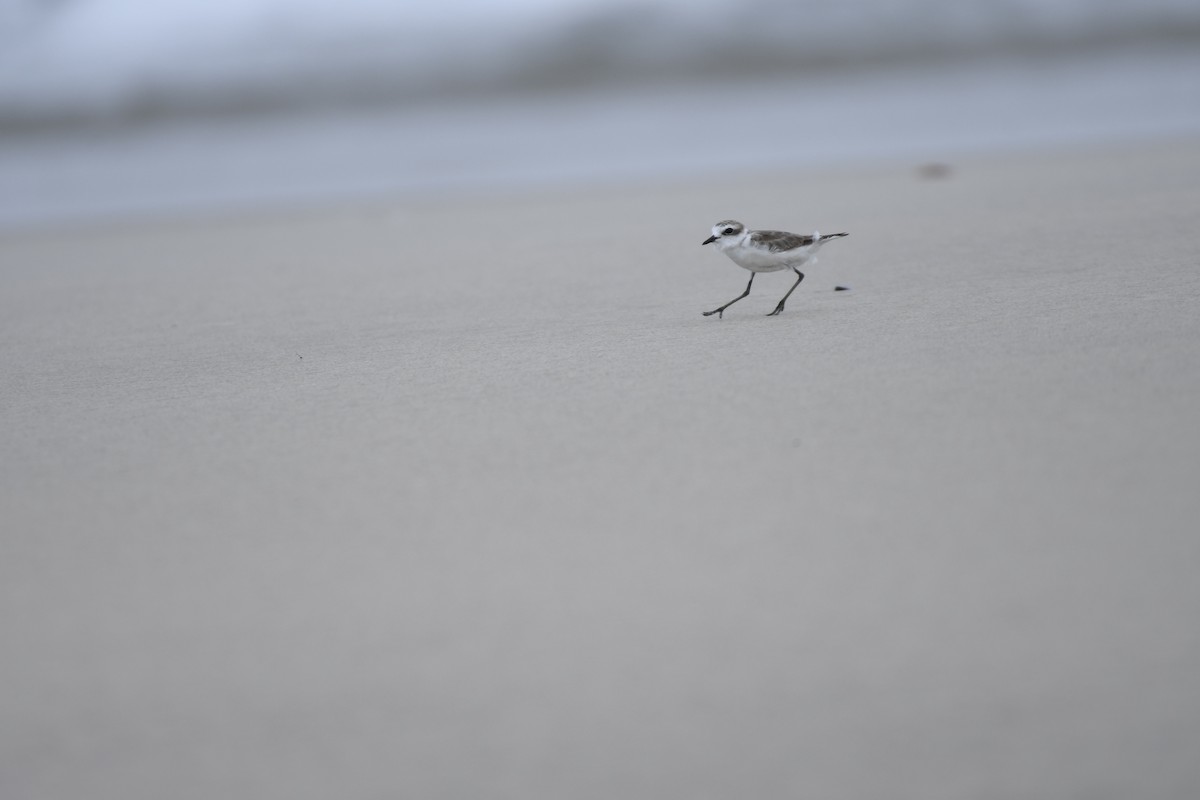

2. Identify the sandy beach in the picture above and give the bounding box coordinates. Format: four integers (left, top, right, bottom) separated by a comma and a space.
3, 138, 1200, 798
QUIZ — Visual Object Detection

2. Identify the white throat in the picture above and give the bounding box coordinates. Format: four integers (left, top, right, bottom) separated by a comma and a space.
715, 232, 749, 252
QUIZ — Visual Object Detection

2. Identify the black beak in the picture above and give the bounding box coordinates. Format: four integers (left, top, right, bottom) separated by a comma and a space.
702, 235, 717, 245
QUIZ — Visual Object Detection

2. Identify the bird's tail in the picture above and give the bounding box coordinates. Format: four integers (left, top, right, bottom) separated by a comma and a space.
819, 232, 849, 241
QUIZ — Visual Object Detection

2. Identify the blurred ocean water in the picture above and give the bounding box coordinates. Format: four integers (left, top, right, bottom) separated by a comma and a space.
2, 0, 1200, 227
2, 0, 1200, 126
3, 0, 1199, 126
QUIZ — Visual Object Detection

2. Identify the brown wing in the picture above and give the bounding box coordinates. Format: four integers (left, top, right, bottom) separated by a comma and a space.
749, 230, 815, 252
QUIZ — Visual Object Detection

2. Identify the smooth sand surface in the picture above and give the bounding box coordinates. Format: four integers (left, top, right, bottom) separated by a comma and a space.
3, 139, 1200, 798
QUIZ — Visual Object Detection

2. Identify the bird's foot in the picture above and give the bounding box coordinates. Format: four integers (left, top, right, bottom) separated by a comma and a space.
702, 308, 724, 319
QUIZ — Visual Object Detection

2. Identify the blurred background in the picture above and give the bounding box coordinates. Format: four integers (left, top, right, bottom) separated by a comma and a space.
2, 0, 1199, 228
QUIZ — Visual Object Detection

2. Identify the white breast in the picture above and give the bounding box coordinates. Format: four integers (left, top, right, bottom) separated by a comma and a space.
719, 236, 815, 272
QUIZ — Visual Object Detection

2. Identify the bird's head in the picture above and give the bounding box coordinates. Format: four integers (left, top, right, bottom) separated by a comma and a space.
702, 220, 744, 246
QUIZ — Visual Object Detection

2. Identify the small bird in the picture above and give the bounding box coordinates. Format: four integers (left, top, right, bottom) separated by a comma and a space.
701, 220, 848, 318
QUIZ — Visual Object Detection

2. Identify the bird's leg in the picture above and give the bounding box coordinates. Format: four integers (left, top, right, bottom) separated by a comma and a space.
703, 273, 755, 319
766, 269, 805, 316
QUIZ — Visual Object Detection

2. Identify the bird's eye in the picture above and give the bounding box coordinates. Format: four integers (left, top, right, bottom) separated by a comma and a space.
722, 228, 735, 235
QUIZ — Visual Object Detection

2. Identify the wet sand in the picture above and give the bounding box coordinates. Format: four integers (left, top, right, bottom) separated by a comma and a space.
3, 138, 1199, 799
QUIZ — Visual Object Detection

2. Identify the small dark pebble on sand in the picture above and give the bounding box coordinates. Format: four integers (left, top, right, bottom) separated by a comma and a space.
835, 286, 850, 292
917, 162, 953, 179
